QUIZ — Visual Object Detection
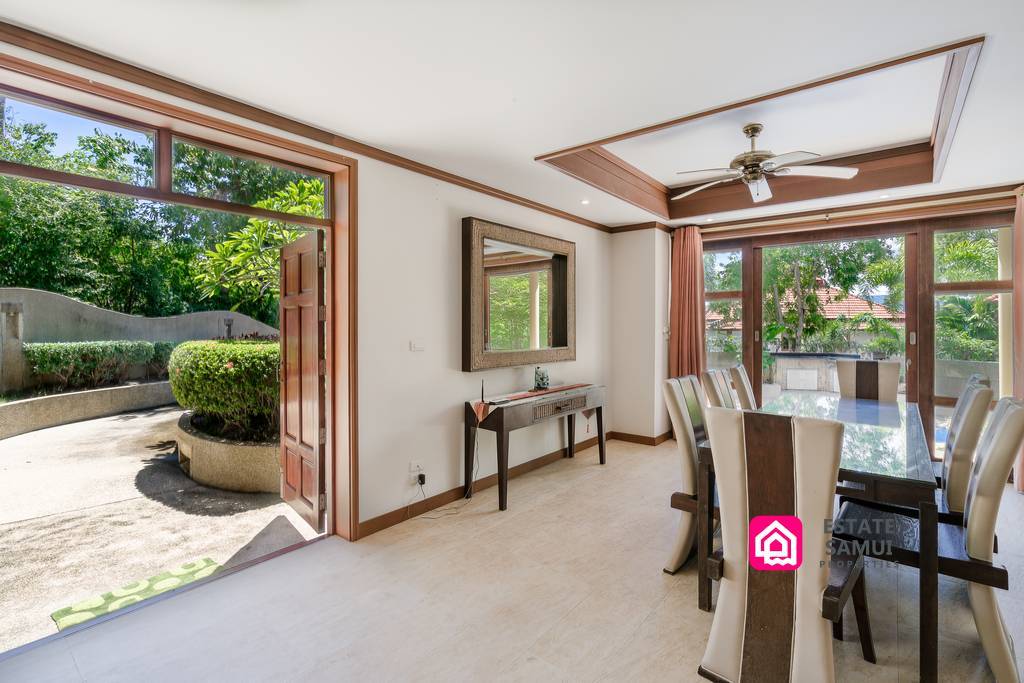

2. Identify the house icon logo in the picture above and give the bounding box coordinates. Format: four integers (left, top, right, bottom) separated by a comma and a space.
749, 515, 802, 571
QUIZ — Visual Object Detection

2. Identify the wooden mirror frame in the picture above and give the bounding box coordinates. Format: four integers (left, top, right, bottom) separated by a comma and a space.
462, 217, 576, 371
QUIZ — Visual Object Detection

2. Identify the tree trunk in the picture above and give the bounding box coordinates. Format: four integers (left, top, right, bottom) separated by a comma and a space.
792, 262, 805, 351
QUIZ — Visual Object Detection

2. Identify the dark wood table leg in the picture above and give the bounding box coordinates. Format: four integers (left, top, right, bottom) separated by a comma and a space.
497, 429, 509, 511
596, 406, 606, 464
464, 403, 477, 498
697, 459, 714, 612
566, 413, 575, 458
919, 500, 938, 682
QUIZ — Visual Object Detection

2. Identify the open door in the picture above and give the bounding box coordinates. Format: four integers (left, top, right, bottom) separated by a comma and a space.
280, 230, 326, 531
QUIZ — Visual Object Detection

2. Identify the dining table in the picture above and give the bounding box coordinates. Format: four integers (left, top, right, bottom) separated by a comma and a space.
687, 392, 939, 681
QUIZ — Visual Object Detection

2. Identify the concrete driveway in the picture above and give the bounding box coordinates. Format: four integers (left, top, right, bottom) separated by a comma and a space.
0, 407, 317, 653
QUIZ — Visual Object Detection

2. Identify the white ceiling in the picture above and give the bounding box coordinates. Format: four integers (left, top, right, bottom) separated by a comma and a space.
0, 0, 1021, 228
606, 56, 945, 187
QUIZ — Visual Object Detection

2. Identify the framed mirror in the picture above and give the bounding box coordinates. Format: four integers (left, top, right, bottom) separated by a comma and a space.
462, 217, 575, 371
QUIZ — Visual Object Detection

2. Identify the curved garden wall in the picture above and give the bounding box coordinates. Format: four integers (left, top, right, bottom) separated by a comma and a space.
0, 288, 276, 343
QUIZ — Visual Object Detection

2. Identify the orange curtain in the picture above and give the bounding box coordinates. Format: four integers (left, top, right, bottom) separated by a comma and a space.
669, 225, 706, 378
1014, 187, 1024, 491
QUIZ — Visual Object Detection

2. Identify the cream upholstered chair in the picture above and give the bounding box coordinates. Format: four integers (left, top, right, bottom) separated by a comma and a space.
940, 379, 993, 513
836, 359, 900, 401
662, 376, 708, 573
701, 368, 739, 409
835, 398, 1024, 683
699, 407, 871, 682
727, 365, 757, 410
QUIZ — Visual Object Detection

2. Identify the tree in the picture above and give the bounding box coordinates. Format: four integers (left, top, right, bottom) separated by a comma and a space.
193, 179, 325, 321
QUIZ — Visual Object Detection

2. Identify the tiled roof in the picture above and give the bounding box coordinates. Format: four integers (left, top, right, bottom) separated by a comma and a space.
707, 286, 905, 330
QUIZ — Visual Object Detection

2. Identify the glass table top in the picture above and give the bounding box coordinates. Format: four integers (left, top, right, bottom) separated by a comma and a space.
759, 392, 934, 485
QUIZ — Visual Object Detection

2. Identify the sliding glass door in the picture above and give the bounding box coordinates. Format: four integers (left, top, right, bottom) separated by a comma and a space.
758, 236, 908, 402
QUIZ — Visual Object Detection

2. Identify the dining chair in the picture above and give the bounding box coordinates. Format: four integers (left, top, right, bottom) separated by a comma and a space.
662, 376, 707, 573
939, 379, 993, 513
834, 398, 1024, 683
727, 365, 757, 409
836, 359, 901, 401
701, 368, 739, 409
699, 407, 874, 682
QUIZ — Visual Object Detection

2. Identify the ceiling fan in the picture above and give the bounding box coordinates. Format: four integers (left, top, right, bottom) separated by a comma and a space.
670, 123, 859, 203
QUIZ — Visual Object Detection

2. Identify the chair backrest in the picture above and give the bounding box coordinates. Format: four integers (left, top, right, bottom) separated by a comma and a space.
662, 376, 707, 496
728, 365, 757, 410
836, 359, 900, 402
700, 407, 844, 683
702, 368, 739, 409
964, 399, 1024, 562
942, 380, 993, 513
965, 372, 992, 388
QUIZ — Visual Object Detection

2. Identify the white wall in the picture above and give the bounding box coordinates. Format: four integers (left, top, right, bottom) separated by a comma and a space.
607, 229, 670, 439
354, 157, 612, 522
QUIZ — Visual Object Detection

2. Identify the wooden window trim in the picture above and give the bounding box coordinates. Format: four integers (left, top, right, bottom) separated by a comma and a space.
933, 280, 1013, 294
705, 290, 742, 301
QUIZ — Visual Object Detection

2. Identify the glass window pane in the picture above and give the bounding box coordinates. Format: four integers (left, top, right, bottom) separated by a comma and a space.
706, 298, 742, 369
934, 227, 1012, 283
1, 93, 154, 186
934, 292, 1011, 398
761, 236, 906, 400
704, 249, 742, 292
486, 270, 551, 351
172, 138, 328, 218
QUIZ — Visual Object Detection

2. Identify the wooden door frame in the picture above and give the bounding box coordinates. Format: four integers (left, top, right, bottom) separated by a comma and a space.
709, 209, 1017, 458
0, 71, 361, 541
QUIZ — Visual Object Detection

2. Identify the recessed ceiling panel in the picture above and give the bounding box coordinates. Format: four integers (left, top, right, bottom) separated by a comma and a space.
606, 55, 947, 187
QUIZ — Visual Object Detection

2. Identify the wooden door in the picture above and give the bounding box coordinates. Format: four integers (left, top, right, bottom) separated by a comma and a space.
279, 230, 326, 531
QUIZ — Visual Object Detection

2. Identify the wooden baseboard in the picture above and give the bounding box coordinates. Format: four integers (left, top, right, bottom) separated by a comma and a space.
607, 430, 672, 446
357, 435, 600, 538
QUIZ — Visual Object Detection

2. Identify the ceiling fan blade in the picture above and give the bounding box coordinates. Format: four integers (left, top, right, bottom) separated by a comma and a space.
761, 151, 820, 171
747, 177, 772, 203
675, 167, 736, 178
773, 165, 859, 179
670, 177, 734, 201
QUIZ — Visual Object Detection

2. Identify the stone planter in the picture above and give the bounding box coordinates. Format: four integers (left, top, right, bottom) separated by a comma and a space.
175, 412, 279, 493
0, 381, 175, 441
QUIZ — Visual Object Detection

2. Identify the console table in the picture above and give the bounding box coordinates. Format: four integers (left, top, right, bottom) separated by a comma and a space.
464, 384, 606, 510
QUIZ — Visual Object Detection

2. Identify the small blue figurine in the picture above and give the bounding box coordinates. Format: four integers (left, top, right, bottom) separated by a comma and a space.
534, 366, 549, 391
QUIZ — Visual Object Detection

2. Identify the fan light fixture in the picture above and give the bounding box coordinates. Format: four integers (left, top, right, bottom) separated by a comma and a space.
671, 123, 860, 204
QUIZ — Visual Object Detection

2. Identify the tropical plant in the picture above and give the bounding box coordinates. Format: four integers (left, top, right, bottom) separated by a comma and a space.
23, 341, 154, 390
168, 340, 279, 440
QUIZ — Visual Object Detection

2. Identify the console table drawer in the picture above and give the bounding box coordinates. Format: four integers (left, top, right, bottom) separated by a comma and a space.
533, 396, 586, 420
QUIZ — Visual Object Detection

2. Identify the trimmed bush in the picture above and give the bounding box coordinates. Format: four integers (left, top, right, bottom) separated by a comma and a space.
23, 341, 154, 390
148, 341, 179, 379
168, 340, 279, 440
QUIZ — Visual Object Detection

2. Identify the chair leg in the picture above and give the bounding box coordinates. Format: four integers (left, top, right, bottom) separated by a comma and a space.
968, 583, 1020, 683
663, 513, 696, 575
832, 612, 843, 641
852, 571, 876, 664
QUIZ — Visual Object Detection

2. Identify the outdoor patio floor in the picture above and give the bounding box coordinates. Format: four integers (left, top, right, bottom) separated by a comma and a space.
0, 406, 317, 653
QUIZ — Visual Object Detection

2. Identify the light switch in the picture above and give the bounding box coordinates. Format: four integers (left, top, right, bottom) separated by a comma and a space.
409, 338, 425, 352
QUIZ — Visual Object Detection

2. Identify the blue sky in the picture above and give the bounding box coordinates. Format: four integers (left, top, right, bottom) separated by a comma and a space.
2, 94, 152, 155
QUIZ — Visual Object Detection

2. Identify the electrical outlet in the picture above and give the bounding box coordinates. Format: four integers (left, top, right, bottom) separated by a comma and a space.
409, 461, 423, 484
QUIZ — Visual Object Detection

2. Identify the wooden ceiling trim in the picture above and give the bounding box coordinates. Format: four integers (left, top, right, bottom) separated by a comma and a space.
700, 185, 1018, 242
669, 143, 934, 219
543, 148, 670, 219
535, 36, 984, 161
608, 221, 672, 234
930, 41, 983, 182
0, 21, 609, 232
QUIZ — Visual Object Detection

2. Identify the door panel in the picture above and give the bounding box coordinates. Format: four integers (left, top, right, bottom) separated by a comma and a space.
280, 230, 326, 531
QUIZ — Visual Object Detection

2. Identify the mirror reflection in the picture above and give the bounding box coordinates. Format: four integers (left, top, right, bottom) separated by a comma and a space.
483, 238, 556, 351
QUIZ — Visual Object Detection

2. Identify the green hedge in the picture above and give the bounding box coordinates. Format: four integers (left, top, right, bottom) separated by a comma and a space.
168, 340, 279, 439
148, 341, 179, 379
23, 341, 156, 390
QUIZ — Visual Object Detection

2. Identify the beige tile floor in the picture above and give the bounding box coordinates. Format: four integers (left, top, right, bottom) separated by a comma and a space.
1, 438, 1022, 682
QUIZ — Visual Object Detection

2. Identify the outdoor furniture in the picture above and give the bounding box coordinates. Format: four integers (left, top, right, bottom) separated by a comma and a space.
690, 393, 939, 679
697, 407, 873, 682
727, 365, 757, 409
836, 359, 900, 401
701, 368, 739, 409
662, 376, 707, 574
834, 398, 1024, 683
